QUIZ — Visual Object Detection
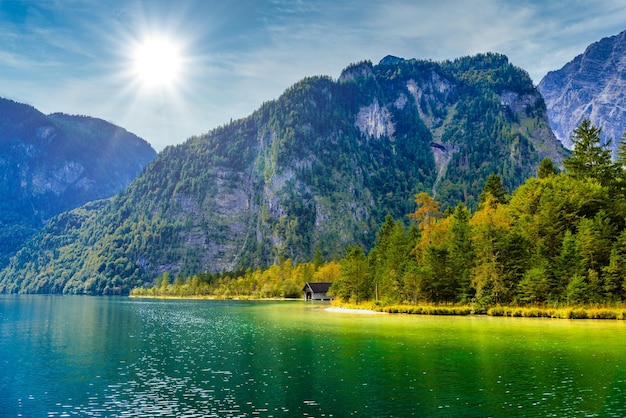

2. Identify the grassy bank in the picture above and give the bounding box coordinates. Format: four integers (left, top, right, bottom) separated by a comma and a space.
330, 301, 626, 320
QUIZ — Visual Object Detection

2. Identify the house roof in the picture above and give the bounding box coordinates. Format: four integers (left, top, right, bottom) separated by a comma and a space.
303, 282, 332, 293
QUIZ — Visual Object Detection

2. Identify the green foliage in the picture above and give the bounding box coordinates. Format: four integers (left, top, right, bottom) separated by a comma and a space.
329, 246, 372, 304
131, 259, 319, 299
332, 124, 626, 307
0, 98, 156, 268
0, 54, 567, 295
537, 158, 559, 178
563, 119, 616, 186
479, 173, 509, 206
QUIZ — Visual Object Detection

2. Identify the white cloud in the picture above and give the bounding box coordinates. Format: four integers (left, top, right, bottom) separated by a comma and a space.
1, 0, 626, 150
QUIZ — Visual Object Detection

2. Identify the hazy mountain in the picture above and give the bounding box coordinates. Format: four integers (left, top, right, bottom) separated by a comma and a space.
0, 98, 156, 265
0, 53, 566, 294
538, 29, 626, 154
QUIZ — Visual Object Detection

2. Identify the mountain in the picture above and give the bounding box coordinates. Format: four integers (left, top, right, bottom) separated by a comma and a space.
0, 98, 157, 265
0, 53, 566, 295
538, 29, 626, 154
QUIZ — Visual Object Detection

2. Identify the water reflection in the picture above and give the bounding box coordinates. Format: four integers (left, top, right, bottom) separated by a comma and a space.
2, 297, 626, 417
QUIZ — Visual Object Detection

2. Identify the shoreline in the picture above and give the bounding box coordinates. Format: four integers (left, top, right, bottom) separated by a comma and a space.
129, 294, 303, 301
128, 295, 626, 320
325, 307, 386, 314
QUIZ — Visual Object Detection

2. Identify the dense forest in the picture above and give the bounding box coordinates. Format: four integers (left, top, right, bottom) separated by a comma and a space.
134, 120, 626, 308
0, 54, 568, 295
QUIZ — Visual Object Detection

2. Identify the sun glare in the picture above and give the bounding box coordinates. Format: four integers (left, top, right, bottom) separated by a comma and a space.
131, 36, 182, 89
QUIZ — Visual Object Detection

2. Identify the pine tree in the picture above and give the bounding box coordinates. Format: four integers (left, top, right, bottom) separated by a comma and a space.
537, 157, 558, 178
563, 119, 615, 186
614, 133, 626, 198
330, 245, 371, 304
446, 203, 474, 301
479, 173, 509, 207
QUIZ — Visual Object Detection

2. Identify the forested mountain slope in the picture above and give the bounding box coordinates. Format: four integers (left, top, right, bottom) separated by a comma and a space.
0, 53, 566, 294
0, 98, 156, 265
538, 29, 626, 155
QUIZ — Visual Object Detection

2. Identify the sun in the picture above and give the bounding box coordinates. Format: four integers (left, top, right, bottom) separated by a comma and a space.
131, 36, 183, 89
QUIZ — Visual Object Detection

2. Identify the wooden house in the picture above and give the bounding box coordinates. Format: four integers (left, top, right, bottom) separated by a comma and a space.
302, 282, 333, 301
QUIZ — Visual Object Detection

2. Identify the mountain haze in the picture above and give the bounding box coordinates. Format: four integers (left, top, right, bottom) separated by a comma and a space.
0, 98, 156, 265
0, 53, 566, 294
538, 29, 626, 154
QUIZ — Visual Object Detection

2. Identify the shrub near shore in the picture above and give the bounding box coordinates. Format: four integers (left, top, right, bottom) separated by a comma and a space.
333, 301, 626, 319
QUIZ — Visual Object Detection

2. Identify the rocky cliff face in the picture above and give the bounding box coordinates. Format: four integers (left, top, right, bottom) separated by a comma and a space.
0, 98, 157, 265
538, 30, 626, 154
0, 54, 567, 294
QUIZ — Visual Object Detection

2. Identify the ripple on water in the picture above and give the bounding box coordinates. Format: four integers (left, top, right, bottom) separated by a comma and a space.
7, 299, 626, 417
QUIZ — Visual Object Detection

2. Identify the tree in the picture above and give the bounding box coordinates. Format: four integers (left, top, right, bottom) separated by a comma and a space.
419, 244, 456, 302
479, 173, 509, 207
614, 133, 626, 198
537, 157, 558, 179
329, 245, 371, 304
555, 230, 584, 293
470, 199, 510, 304
409, 192, 441, 234
498, 232, 531, 303
409, 192, 442, 259
369, 215, 413, 303
313, 260, 340, 283
566, 274, 588, 305
446, 203, 474, 301
576, 211, 615, 274
313, 247, 324, 269
602, 230, 626, 301
618, 132, 626, 167
563, 119, 615, 186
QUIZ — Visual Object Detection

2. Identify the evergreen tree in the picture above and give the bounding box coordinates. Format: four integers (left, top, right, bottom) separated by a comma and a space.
419, 244, 455, 302
478, 174, 509, 207
614, 133, 626, 198
313, 247, 324, 270
563, 119, 615, 186
446, 203, 474, 301
537, 157, 558, 178
369, 214, 394, 301
556, 230, 584, 292
565, 274, 588, 305
469, 199, 510, 304
330, 245, 371, 304
602, 230, 626, 301
498, 232, 531, 303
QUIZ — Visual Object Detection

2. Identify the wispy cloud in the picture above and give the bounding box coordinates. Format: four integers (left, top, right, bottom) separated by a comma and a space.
1, 0, 625, 150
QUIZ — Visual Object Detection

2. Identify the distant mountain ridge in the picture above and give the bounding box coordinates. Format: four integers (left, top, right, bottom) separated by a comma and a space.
0, 53, 567, 294
538, 29, 626, 154
0, 97, 156, 265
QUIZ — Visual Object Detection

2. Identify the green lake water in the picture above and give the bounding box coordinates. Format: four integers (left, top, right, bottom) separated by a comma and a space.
1, 296, 626, 417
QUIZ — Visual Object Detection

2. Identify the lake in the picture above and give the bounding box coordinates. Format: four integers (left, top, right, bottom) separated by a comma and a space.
1, 296, 626, 417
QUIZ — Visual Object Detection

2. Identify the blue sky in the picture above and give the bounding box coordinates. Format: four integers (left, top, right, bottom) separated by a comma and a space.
1, 0, 626, 151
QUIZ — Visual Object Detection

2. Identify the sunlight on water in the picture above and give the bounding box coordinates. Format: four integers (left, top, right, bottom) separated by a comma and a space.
2, 296, 626, 417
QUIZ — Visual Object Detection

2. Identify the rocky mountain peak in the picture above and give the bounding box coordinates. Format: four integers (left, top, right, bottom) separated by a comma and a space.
378, 55, 405, 66
338, 60, 374, 82
538, 29, 626, 153
0, 98, 157, 266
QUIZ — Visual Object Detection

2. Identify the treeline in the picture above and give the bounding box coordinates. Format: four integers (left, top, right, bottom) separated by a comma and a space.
131, 256, 341, 299
135, 119, 626, 308
330, 120, 626, 307
1, 53, 565, 295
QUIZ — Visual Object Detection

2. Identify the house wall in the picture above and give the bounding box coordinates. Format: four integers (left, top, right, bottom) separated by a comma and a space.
311, 291, 331, 301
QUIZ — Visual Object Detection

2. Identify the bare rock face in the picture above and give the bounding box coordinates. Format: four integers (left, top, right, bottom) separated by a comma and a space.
0, 98, 157, 265
0, 53, 569, 294
538, 30, 626, 154
355, 99, 395, 140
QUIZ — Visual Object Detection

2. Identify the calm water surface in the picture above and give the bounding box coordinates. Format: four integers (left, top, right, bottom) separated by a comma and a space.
1, 296, 626, 417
